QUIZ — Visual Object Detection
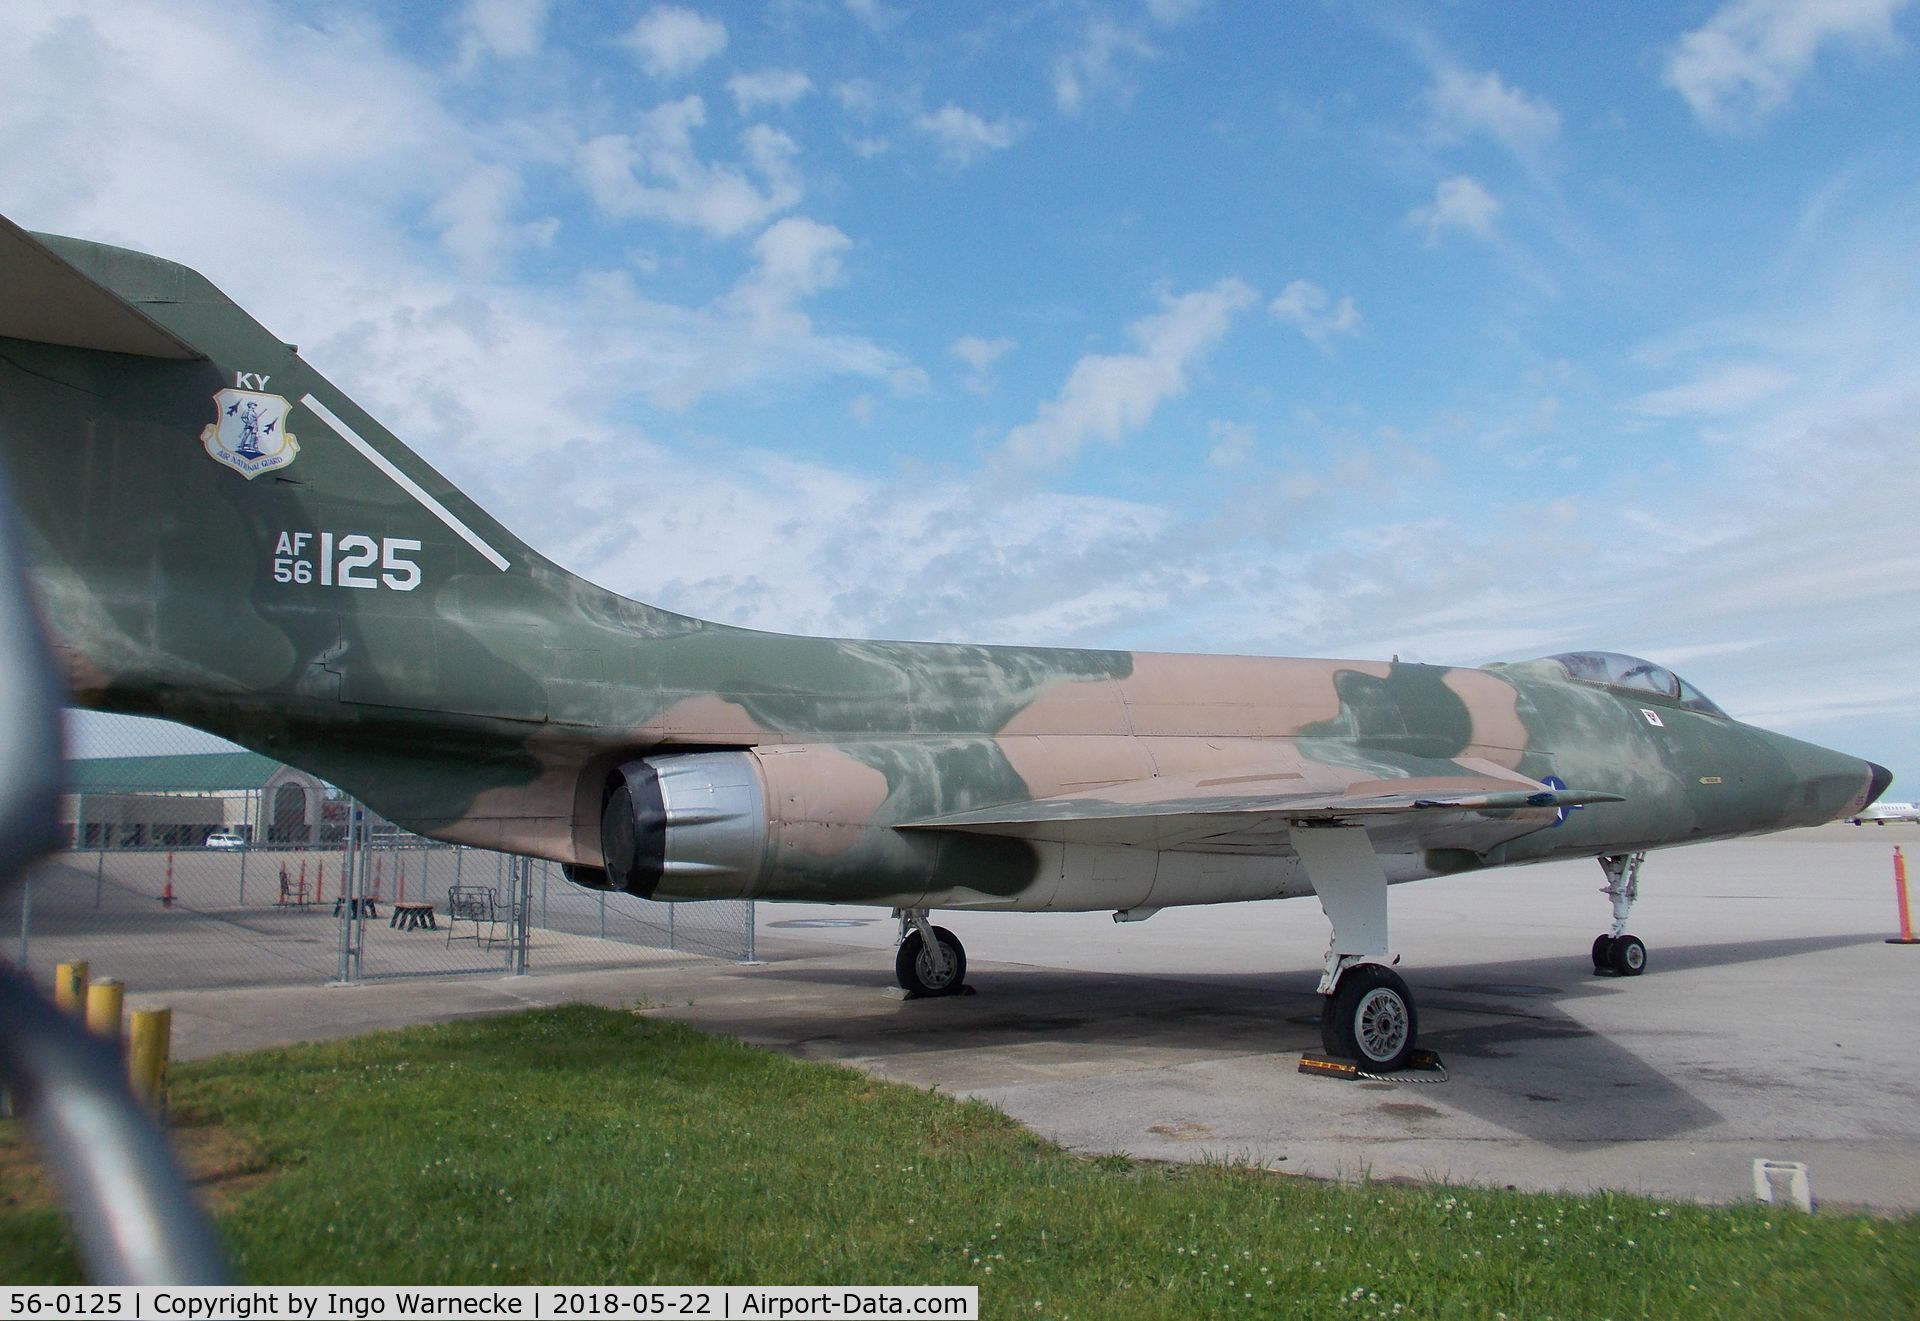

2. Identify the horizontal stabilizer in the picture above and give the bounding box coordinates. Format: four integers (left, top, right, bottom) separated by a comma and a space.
0, 216, 201, 360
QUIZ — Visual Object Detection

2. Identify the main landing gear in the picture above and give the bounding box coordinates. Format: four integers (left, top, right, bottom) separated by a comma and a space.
894, 908, 967, 997
1294, 825, 1420, 1074
1321, 962, 1419, 1073
1592, 852, 1648, 977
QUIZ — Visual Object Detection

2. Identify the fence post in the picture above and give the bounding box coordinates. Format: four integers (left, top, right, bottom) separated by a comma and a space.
668, 901, 676, 951
511, 857, 531, 976
237, 845, 247, 907
745, 899, 756, 964
17, 874, 30, 969
335, 802, 357, 983
353, 812, 372, 969
598, 889, 606, 940
94, 845, 105, 909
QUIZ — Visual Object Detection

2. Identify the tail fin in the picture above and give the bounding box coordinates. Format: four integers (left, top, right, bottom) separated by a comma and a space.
0, 217, 557, 730
0, 216, 200, 360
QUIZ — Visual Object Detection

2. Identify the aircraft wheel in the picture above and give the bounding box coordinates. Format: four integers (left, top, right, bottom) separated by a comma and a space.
1320, 964, 1418, 1073
896, 925, 966, 996
1609, 934, 1647, 977
1591, 934, 1616, 974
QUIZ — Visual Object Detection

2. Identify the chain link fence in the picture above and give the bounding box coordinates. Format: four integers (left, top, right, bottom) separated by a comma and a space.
8, 713, 754, 993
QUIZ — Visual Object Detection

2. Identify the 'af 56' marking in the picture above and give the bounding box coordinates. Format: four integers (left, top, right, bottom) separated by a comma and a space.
273, 530, 422, 591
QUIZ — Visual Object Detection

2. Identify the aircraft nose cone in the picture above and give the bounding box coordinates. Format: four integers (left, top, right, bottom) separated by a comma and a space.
1866, 761, 1894, 809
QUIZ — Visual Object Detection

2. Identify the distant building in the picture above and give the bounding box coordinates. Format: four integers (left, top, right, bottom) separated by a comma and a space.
60, 752, 329, 849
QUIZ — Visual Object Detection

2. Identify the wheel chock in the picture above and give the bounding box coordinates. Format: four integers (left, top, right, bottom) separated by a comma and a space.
1299, 1049, 1447, 1081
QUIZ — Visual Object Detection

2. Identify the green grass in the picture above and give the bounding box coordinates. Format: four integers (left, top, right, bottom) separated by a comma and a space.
2, 1005, 1915, 1318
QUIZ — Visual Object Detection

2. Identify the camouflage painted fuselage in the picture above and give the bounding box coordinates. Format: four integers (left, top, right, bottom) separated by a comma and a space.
0, 221, 1885, 914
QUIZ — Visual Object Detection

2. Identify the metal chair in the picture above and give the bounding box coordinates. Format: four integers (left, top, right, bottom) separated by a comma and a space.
446, 884, 502, 947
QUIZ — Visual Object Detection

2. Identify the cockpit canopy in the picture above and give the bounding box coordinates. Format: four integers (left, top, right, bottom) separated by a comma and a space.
1543, 651, 1728, 718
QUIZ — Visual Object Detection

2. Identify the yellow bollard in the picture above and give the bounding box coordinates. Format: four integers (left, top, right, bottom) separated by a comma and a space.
128, 1008, 172, 1117
54, 961, 90, 1014
85, 978, 125, 1042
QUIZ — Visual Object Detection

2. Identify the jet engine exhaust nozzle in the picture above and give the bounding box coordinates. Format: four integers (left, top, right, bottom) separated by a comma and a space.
601, 752, 769, 900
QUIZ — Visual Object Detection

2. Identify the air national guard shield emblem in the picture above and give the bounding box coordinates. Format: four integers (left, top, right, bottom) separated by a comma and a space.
200, 387, 299, 478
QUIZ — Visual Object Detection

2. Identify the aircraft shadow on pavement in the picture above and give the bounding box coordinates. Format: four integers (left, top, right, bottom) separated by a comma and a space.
721, 930, 1879, 1146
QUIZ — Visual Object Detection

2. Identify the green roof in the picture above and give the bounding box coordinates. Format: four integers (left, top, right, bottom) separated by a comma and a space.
64, 751, 295, 793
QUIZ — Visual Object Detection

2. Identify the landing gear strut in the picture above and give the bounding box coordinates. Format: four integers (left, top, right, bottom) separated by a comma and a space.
1296, 824, 1420, 1073
1593, 852, 1648, 977
894, 908, 966, 996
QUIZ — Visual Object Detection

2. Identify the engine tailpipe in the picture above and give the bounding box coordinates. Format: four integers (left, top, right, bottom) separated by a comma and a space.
600, 752, 768, 900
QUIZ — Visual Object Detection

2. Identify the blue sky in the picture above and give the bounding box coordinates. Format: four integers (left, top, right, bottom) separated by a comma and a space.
6, 0, 1918, 789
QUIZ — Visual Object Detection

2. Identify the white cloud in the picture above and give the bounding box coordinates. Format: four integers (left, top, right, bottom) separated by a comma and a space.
999, 279, 1258, 468
580, 97, 800, 237
842, 0, 901, 33
834, 79, 883, 118
951, 335, 1016, 392
1408, 175, 1501, 245
0, 2, 884, 425
453, 0, 550, 70
1664, 0, 1912, 130
0, 0, 470, 297
1146, 0, 1206, 24
1206, 420, 1256, 469
1625, 363, 1793, 416
727, 68, 814, 114
430, 163, 558, 270
915, 104, 1024, 167
722, 216, 852, 331
951, 335, 1015, 372
1427, 62, 1560, 161
742, 123, 802, 190
1052, 18, 1158, 114
1269, 279, 1363, 346
619, 4, 727, 80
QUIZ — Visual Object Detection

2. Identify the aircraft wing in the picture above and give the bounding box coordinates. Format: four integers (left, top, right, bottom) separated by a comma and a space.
897, 761, 1623, 854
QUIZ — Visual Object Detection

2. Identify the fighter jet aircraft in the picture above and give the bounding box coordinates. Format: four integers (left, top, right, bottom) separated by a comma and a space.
0, 217, 1891, 1073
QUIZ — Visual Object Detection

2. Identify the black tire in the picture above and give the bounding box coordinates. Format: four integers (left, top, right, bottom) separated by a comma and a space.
896, 925, 966, 996
1320, 964, 1418, 1073
1610, 934, 1647, 977
1592, 934, 1616, 974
